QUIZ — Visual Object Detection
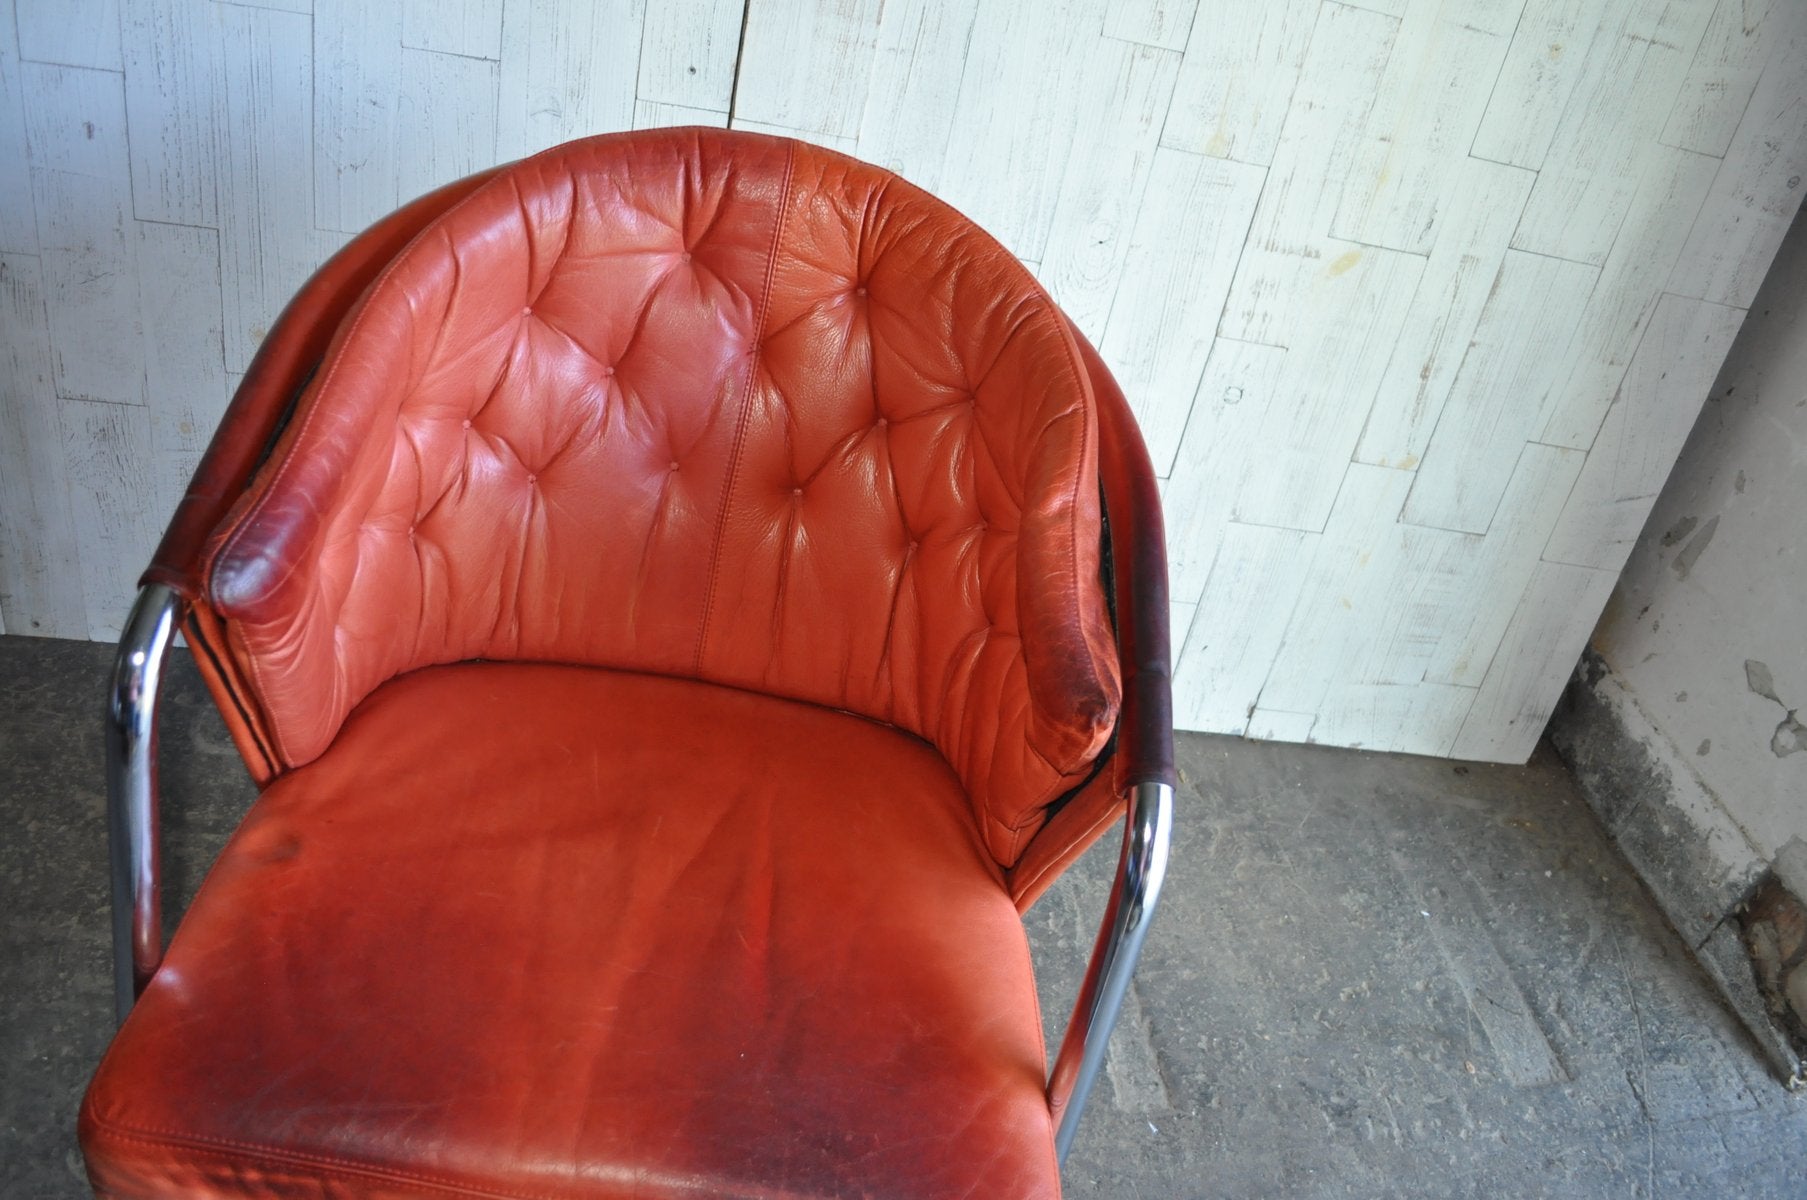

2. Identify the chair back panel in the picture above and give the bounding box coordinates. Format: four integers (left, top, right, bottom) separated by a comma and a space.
203, 131, 1119, 863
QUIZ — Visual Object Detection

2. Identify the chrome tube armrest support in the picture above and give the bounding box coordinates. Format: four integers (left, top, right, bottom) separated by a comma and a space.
105, 583, 183, 1024
1047, 779, 1174, 1162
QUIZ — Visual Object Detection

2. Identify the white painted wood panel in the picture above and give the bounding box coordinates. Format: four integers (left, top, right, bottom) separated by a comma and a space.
1160, 0, 1318, 166
1510, 0, 1716, 265
727, 117, 854, 154
1355, 157, 1535, 469
403, 0, 505, 61
3, 0, 1801, 766
1038, 41, 1179, 336
1542, 293, 1743, 570
495, 0, 642, 161
121, 0, 221, 227
1096, 148, 1264, 472
1666, 27, 1807, 309
20, 63, 143, 406
0, 0, 38, 254
1452, 560, 1618, 761
854, 0, 977, 188
735, 0, 880, 141
14, 0, 122, 73
636, 0, 741, 112
1104, 0, 1198, 53
1403, 250, 1600, 533
0, 253, 87, 636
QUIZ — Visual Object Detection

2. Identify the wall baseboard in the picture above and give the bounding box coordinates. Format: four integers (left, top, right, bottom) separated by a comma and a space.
1550, 650, 1805, 1089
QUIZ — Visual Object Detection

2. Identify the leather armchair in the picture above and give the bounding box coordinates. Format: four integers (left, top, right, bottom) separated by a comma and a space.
82, 129, 1174, 1199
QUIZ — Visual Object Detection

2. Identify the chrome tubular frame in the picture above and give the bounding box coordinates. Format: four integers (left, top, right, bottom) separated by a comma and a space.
105, 583, 183, 1024
1048, 779, 1174, 1162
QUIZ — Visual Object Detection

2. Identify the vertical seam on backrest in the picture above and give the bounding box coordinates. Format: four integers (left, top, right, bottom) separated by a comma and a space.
693, 139, 797, 673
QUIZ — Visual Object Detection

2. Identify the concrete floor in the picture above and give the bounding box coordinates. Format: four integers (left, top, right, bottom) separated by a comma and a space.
3, 635, 1803, 1198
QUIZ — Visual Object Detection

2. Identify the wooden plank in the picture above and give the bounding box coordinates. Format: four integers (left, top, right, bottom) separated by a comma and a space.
403, 0, 505, 60
0, 253, 87, 637
1661, 0, 1795, 157
1537, 146, 1720, 449
1164, 339, 1288, 593
135, 221, 228, 521
1227, 244, 1426, 532
1356, 157, 1534, 469
1666, 28, 1807, 309
496, 0, 643, 160
1424, 441, 1585, 686
1511, 0, 1717, 265
1159, 0, 1319, 166
1260, 463, 1471, 714
633, 99, 729, 130
1238, 1, 1396, 256
854, 0, 978, 188
1171, 522, 1317, 736
1470, 0, 1625, 170
120, 0, 221, 227
1331, 0, 1517, 254
1313, 682, 1474, 757
1103, 0, 1198, 52
222, 0, 313, 11
1542, 293, 1743, 571
937, 0, 1110, 255
1451, 560, 1617, 762
0, 0, 38, 254
397, 48, 500, 201
20, 62, 143, 406
734, 0, 880, 140
1401, 250, 1600, 533
14, 0, 121, 72
217, 3, 320, 372
1095, 148, 1265, 473
59, 397, 159, 641
315, 0, 403, 234
728, 117, 854, 154
1246, 707, 1316, 743
1037, 41, 1179, 336
1169, 599, 1198, 669
636, 0, 741, 112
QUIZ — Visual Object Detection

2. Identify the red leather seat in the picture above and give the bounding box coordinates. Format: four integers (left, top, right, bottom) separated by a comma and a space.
84, 664, 1059, 1197
82, 129, 1175, 1199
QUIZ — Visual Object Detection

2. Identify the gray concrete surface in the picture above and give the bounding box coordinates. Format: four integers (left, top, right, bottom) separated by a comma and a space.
4, 635, 1803, 1198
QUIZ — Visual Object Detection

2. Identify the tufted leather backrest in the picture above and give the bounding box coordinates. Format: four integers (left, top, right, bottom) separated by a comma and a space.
202, 130, 1120, 865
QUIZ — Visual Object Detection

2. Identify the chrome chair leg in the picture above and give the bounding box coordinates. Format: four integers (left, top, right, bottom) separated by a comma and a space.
1048, 780, 1174, 1162
105, 583, 182, 1024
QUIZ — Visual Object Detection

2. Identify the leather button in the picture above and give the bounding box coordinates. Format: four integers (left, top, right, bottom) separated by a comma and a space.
603, 366, 615, 377
461, 419, 471, 430
668, 461, 680, 472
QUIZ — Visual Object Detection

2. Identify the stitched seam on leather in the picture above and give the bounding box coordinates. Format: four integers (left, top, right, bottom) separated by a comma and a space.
693, 139, 796, 674
83, 1117, 562, 1200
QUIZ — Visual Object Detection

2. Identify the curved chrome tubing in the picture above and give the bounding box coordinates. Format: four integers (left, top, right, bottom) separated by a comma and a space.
1048, 780, 1174, 1163
105, 583, 183, 1024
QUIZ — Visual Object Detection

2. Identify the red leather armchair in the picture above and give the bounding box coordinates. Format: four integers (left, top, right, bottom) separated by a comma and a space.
83, 130, 1174, 1199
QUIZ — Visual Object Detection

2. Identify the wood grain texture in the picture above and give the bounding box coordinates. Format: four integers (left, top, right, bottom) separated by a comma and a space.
14, 0, 122, 72
636, 0, 741, 111
0, 253, 87, 636
403, 0, 505, 60
20, 63, 143, 406
854, 0, 977, 189
0, 1, 38, 254
1160, 0, 1318, 166
121, 0, 221, 227
495, 0, 642, 160
2, 0, 1799, 766
1542, 293, 1743, 571
735, 0, 879, 140
1403, 250, 1600, 533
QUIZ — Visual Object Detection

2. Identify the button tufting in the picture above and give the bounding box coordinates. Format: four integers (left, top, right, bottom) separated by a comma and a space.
461, 419, 471, 430
680, 252, 692, 263
855, 286, 868, 297
668, 461, 680, 472
791, 487, 802, 497
603, 366, 615, 377
875, 417, 887, 428
525, 474, 537, 484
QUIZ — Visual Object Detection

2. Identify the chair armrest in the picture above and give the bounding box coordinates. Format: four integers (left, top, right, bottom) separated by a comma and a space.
105, 584, 184, 1023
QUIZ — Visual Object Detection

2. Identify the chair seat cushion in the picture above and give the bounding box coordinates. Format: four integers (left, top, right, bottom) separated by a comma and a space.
81, 663, 1061, 1199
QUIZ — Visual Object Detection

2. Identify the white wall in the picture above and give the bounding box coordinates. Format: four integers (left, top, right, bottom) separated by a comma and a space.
2, 0, 1804, 761
1595, 202, 1807, 868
